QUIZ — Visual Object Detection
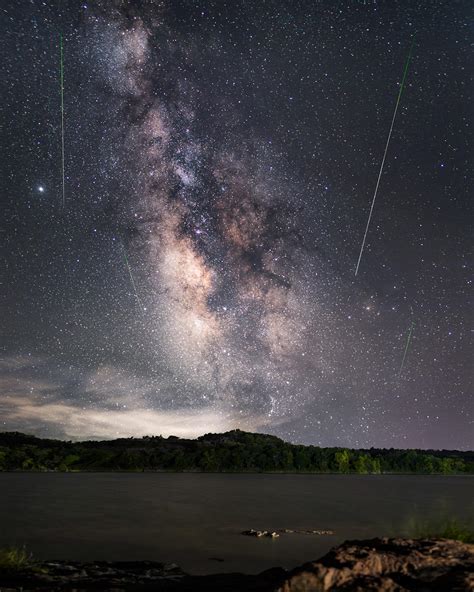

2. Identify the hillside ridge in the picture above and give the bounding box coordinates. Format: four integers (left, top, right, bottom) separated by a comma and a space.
0, 430, 472, 473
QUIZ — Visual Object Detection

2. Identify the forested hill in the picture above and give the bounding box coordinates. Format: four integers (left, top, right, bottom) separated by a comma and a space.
0, 430, 473, 473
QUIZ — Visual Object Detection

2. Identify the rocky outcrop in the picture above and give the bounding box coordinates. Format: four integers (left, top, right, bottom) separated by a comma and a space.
0, 538, 472, 591
278, 537, 474, 591
242, 528, 334, 538
242, 529, 281, 538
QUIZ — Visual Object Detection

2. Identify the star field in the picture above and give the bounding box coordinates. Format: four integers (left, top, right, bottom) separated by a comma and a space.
1, 0, 472, 448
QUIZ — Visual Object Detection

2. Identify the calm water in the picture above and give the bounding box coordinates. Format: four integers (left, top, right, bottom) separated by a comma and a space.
0, 474, 473, 575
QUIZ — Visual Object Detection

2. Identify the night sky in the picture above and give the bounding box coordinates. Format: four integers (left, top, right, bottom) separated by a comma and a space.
1, 0, 472, 449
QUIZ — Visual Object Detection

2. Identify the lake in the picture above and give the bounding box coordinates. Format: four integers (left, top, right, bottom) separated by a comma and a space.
0, 473, 472, 575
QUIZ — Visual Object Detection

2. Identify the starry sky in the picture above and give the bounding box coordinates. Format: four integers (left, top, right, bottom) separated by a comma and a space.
1, 0, 472, 449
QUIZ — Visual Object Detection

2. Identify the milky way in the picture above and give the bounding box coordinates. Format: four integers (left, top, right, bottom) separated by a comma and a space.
1, 0, 472, 448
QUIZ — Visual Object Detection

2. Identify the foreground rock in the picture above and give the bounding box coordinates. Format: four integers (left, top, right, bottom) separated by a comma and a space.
0, 538, 472, 591
278, 537, 474, 591
0, 560, 285, 591
0, 560, 188, 590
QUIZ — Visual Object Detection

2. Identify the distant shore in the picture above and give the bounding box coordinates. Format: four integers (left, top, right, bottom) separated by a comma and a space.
1, 430, 473, 474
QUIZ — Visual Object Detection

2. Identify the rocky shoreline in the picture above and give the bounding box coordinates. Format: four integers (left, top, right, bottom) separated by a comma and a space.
0, 538, 473, 591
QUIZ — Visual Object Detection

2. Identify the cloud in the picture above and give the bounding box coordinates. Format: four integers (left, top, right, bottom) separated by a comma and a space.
0, 393, 236, 440
0, 355, 274, 440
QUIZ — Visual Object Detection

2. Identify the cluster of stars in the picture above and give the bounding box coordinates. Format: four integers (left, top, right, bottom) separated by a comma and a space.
0, 0, 471, 449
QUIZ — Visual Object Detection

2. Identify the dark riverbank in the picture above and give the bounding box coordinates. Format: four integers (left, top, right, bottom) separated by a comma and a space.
1, 538, 473, 591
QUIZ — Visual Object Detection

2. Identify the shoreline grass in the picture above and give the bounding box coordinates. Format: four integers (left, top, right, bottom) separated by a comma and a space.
0, 546, 31, 572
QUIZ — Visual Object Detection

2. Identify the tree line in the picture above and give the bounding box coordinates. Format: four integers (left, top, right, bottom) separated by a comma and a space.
0, 430, 472, 473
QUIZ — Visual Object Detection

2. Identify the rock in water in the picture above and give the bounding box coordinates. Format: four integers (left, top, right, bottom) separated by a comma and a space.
277, 537, 474, 591
242, 529, 269, 537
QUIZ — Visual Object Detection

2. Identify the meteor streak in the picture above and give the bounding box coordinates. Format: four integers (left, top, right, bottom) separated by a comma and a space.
355, 36, 416, 276
60, 33, 65, 209
121, 242, 145, 310
399, 321, 415, 375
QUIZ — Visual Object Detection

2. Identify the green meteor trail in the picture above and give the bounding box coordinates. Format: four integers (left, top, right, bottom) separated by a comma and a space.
355, 36, 416, 276
121, 243, 145, 310
399, 321, 415, 375
60, 33, 65, 209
